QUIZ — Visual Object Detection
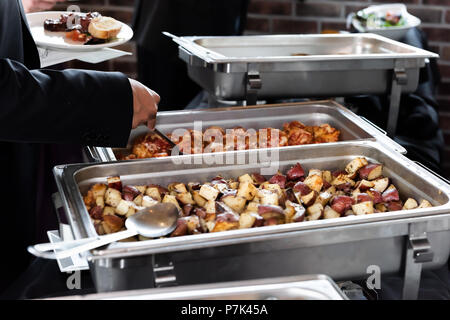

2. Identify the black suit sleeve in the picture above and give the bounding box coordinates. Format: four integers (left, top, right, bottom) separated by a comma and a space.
0, 58, 133, 147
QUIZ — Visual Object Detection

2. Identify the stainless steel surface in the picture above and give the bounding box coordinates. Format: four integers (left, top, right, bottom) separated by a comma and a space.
54, 140, 450, 293
386, 66, 408, 136
172, 33, 438, 100
28, 203, 179, 260
45, 275, 347, 300
175, 33, 436, 62
125, 203, 179, 237
402, 222, 432, 300
88, 100, 406, 162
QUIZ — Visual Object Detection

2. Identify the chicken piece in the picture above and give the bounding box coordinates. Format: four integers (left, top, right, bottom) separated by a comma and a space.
203, 126, 225, 149
258, 128, 288, 148
312, 124, 340, 143
131, 132, 173, 159
283, 121, 314, 145
171, 129, 203, 154
225, 127, 250, 151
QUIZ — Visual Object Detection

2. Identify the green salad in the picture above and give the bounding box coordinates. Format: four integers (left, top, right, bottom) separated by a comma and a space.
356, 10, 406, 28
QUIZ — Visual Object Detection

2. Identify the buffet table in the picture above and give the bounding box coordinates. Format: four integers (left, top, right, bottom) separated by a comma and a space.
16, 30, 450, 301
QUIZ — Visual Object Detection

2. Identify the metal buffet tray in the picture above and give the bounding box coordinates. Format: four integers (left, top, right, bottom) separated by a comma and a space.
175, 33, 437, 99
172, 33, 438, 135
86, 100, 406, 162
46, 275, 347, 300
54, 140, 450, 299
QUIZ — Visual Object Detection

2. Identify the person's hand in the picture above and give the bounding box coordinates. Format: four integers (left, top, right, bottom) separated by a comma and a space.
129, 78, 160, 130
22, 0, 66, 13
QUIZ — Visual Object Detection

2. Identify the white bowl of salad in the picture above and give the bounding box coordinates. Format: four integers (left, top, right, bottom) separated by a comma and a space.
349, 3, 421, 41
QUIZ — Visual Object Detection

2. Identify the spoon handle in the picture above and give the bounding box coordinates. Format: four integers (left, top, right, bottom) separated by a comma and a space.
33, 237, 100, 252
27, 229, 138, 260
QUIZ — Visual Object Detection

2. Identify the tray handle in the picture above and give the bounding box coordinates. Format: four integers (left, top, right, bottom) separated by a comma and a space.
42, 193, 90, 271
359, 116, 386, 135
359, 116, 407, 154
413, 161, 450, 185
84, 146, 101, 162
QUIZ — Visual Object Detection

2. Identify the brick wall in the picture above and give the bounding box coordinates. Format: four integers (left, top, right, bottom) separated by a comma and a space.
53, 0, 450, 177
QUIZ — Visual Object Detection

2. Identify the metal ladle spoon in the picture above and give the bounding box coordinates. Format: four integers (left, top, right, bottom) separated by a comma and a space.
27, 203, 179, 260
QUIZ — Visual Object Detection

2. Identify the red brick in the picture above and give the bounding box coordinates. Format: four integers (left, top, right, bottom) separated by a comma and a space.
273, 19, 318, 34
444, 132, 450, 145
321, 21, 348, 33
109, 0, 136, 6
442, 47, 450, 61
440, 64, 450, 78
438, 82, 450, 95
296, 3, 341, 18
421, 27, 450, 42
440, 114, 450, 131
423, 0, 450, 5
438, 98, 450, 112
428, 45, 440, 55
248, 1, 292, 16
246, 17, 270, 32
446, 10, 450, 24
408, 8, 442, 23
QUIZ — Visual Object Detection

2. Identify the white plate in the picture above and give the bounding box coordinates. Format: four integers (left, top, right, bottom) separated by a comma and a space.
349, 4, 421, 41
27, 11, 133, 51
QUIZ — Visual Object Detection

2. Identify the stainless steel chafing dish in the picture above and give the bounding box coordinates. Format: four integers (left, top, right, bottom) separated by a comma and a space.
53, 140, 450, 299
170, 33, 439, 135
46, 275, 347, 300
86, 100, 406, 162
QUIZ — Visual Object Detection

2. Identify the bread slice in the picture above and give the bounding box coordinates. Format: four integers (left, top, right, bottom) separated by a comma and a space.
88, 17, 122, 40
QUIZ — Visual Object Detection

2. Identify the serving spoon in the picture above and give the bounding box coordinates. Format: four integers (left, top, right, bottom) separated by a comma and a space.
27, 203, 179, 260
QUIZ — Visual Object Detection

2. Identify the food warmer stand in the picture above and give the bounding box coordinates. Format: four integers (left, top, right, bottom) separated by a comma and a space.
168, 32, 438, 137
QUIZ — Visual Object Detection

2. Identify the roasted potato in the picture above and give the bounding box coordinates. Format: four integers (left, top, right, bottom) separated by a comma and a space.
105, 188, 122, 207
85, 157, 430, 239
